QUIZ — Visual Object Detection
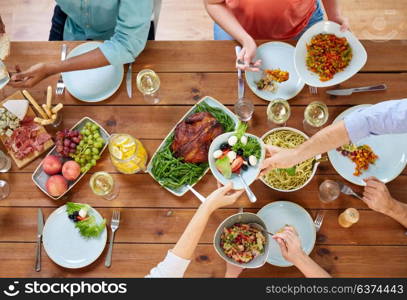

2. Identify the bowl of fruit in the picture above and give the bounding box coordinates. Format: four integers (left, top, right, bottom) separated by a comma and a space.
208, 122, 265, 190
32, 117, 110, 200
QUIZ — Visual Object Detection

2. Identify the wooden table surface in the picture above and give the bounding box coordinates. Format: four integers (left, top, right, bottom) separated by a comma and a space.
0, 41, 406, 278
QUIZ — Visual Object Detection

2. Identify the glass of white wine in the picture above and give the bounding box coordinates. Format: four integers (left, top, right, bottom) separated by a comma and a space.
303, 101, 329, 135
266, 98, 291, 127
89, 172, 119, 201
136, 69, 160, 104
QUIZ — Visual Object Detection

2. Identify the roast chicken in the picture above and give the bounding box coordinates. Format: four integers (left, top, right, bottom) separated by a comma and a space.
171, 112, 224, 163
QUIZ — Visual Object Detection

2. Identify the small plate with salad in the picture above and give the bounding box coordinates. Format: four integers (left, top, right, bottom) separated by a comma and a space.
42, 202, 107, 269
208, 122, 265, 190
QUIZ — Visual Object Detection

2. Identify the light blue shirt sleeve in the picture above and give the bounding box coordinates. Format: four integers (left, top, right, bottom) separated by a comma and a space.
98, 0, 152, 65
344, 99, 407, 143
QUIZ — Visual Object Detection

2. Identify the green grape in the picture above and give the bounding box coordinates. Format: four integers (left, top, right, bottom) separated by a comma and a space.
91, 124, 99, 131
85, 163, 92, 169
94, 142, 102, 148
80, 167, 86, 173
84, 129, 91, 136
74, 157, 80, 163
79, 140, 85, 146
84, 149, 91, 155
80, 158, 86, 163
92, 148, 99, 154
91, 159, 97, 166
93, 155, 100, 160
93, 133, 100, 139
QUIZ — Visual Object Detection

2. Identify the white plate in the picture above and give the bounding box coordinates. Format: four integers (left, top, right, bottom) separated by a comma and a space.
294, 21, 367, 87
259, 127, 320, 192
42, 205, 107, 269
257, 201, 316, 267
208, 132, 265, 190
62, 42, 124, 102
328, 105, 407, 186
246, 42, 305, 101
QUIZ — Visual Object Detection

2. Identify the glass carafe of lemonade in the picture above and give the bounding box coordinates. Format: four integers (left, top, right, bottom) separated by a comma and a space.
109, 134, 148, 174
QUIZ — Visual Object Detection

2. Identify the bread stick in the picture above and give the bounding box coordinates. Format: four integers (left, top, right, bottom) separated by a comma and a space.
22, 90, 48, 119
42, 104, 52, 119
51, 103, 63, 114
46, 86, 52, 109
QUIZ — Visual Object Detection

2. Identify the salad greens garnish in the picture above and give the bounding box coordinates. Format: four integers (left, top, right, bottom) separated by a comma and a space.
66, 202, 106, 239
231, 121, 261, 159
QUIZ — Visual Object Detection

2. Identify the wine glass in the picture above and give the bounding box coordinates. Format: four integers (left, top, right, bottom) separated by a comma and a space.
89, 172, 119, 201
303, 101, 329, 135
136, 69, 160, 104
266, 98, 291, 127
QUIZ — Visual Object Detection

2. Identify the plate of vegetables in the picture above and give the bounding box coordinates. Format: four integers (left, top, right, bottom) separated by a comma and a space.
294, 21, 367, 87
42, 202, 107, 269
147, 96, 239, 196
208, 122, 265, 190
32, 117, 110, 200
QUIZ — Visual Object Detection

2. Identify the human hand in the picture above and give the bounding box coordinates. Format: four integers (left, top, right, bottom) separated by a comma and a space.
236, 38, 261, 72
362, 176, 397, 216
225, 262, 244, 278
329, 15, 350, 32
9, 63, 52, 88
204, 181, 244, 212
273, 226, 306, 265
259, 145, 297, 176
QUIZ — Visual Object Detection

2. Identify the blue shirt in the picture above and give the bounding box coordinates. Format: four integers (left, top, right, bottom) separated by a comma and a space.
56, 0, 153, 65
344, 99, 407, 143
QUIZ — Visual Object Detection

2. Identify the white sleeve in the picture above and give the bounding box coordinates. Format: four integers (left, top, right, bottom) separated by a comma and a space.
145, 250, 191, 278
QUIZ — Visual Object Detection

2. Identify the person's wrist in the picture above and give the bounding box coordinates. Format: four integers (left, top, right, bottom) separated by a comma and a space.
290, 250, 308, 266
383, 198, 399, 217
201, 199, 217, 214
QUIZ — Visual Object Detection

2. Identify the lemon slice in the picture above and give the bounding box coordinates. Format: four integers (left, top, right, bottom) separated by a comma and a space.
111, 145, 123, 159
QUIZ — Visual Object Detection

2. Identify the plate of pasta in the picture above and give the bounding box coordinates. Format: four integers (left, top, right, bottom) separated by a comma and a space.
260, 127, 320, 192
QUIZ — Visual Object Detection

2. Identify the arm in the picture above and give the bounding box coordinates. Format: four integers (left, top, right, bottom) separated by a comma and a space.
10, 0, 151, 88
204, 0, 260, 71
274, 226, 331, 278
363, 177, 407, 228
146, 182, 244, 277
321, 0, 349, 31
260, 120, 350, 173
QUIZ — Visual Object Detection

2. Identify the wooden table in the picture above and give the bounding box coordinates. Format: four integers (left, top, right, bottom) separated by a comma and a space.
0, 41, 406, 278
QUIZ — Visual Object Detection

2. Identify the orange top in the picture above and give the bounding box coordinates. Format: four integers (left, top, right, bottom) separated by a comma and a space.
229, 0, 316, 40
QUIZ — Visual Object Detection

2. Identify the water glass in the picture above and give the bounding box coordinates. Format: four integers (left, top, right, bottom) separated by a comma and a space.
234, 98, 254, 121
0, 150, 11, 172
0, 180, 10, 200
319, 180, 340, 203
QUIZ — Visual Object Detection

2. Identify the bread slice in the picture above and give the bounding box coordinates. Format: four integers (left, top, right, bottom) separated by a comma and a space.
0, 34, 10, 60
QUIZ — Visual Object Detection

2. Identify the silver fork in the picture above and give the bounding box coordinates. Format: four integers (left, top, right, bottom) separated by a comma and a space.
314, 211, 324, 232
105, 210, 120, 268
338, 181, 363, 200
56, 44, 67, 95
309, 85, 318, 95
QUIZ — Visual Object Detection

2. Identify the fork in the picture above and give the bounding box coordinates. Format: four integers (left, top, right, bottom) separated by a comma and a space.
338, 181, 363, 200
56, 44, 67, 95
309, 85, 318, 95
105, 210, 120, 268
314, 211, 324, 232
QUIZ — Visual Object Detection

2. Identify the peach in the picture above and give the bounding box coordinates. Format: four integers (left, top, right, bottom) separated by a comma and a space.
42, 155, 62, 175
62, 160, 81, 181
46, 175, 68, 197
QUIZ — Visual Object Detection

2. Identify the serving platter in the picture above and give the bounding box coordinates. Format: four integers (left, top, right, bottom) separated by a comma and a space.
294, 21, 367, 87
32, 117, 110, 200
146, 96, 239, 197
0, 90, 54, 168
42, 205, 107, 269
328, 105, 407, 186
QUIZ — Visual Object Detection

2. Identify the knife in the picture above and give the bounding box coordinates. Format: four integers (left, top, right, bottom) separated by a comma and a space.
126, 64, 132, 98
235, 46, 244, 100
35, 208, 44, 272
326, 84, 387, 96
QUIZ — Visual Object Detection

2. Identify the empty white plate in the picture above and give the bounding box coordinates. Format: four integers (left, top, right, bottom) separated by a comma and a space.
294, 21, 367, 87
257, 201, 316, 267
42, 205, 107, 269
246, 42, 305, 101
62, 42, 124, 102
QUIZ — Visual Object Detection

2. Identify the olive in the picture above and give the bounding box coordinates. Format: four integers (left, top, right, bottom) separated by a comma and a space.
220, 143, 230, 151
236, 149, 244, 156
242, 164, 248, 171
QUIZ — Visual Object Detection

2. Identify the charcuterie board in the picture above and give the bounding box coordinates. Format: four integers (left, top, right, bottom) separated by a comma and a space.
0, 91, 54, 168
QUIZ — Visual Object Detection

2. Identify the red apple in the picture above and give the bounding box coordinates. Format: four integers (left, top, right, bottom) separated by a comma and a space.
62, 160, 81, 181
42, 155, 62, 175
46, 175, 68, 197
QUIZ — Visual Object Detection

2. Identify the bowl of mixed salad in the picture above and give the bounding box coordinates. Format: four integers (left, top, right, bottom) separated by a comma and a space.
208, 122, 265, 190
213, 211, 270, 268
